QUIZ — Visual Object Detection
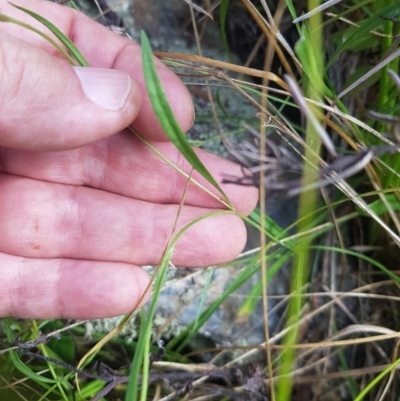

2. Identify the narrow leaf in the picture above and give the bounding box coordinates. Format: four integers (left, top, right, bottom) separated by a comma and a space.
0, 13, 77, 65
10, 2, 88, 66
220, 0, 234, 63
3, 319, 60, 384
140, 31, 233, 208
326, 1, 400, 69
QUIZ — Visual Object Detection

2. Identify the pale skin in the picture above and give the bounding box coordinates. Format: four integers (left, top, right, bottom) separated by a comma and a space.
0, 0, 258, 319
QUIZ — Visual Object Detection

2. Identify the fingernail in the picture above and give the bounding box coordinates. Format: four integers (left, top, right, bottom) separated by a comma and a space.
73, 66, 131, 111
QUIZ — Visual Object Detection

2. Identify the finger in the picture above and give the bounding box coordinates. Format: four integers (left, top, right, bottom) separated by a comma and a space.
0, 0, 194, 141
0, 252, 150, 319
0, 32, 141, 150
0, 175, 248, 267
0, 132, 259, 215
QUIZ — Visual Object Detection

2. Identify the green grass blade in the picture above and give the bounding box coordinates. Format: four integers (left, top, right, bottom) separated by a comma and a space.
318, 0, 373, 32
9, 3, 88, 67
65, 1, 79, 9
353, 356, 400, 401
166, 262, 259, 353
3, 319, 61, 384
313, 245, 400, 284
166, 246, 291, 353
140, 31, 233, 208
285, 0, 301, 35
237, 250, 292, 317
295, 24, 333, 97
125, 250, 171, 401
250, 209, 295, 249
216, 89, 230, 118
325, 1, 400, 70
356, 193, 400, 216
192, 267, 214, 334
126, 210, 235, 400
277, 5, 324, 399
220, 0, 234, 63
0, 13, 77, 65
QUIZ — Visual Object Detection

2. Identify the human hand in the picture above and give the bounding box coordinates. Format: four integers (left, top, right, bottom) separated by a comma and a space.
0, 0, 258, 319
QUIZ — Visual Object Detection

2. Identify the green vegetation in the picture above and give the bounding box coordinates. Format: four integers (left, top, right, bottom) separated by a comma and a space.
2, 1, 400, 400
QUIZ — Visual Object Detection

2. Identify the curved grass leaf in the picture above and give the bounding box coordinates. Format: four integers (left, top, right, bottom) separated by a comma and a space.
216, 89, 230, 118
295, 24, 333, 98
313, 245, 400, 284
237, 250, 292, 317
353, 356, 400, 401
140, 31, 233, 208
126, 246, 171, 401
125, 210, 237, 401
166, 250, 262, 353
0, 13, 77, 65
220, 0, 233, 63
326, 1, 400, 69
356, 193, 400, 216
9, 2, 88, 67
192, 267, 214, 333
3, 319, 61, 385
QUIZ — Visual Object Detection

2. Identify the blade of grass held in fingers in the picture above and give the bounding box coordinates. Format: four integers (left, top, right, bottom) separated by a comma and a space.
0, 13, 77, 65
9, 2, 89, 67
140, 31, 233, 208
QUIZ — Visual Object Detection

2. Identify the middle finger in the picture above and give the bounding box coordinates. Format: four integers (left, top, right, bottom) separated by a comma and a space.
0, 174, 247, 266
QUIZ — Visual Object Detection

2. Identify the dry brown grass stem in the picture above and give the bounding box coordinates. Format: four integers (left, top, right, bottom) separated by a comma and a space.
183, 0, 213, 19
264, 363, 400, 384
223, 280, 399, 367
154, 52, 288, 88
151, 384, 162, 401
92, 0, 127, 21
377, 341, 400, 401
241, 0, 297, 77
226, 288, 400, 302
254, 1, 289, 399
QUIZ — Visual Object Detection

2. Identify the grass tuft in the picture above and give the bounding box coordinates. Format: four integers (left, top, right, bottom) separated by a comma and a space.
2, 1, 400, 400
